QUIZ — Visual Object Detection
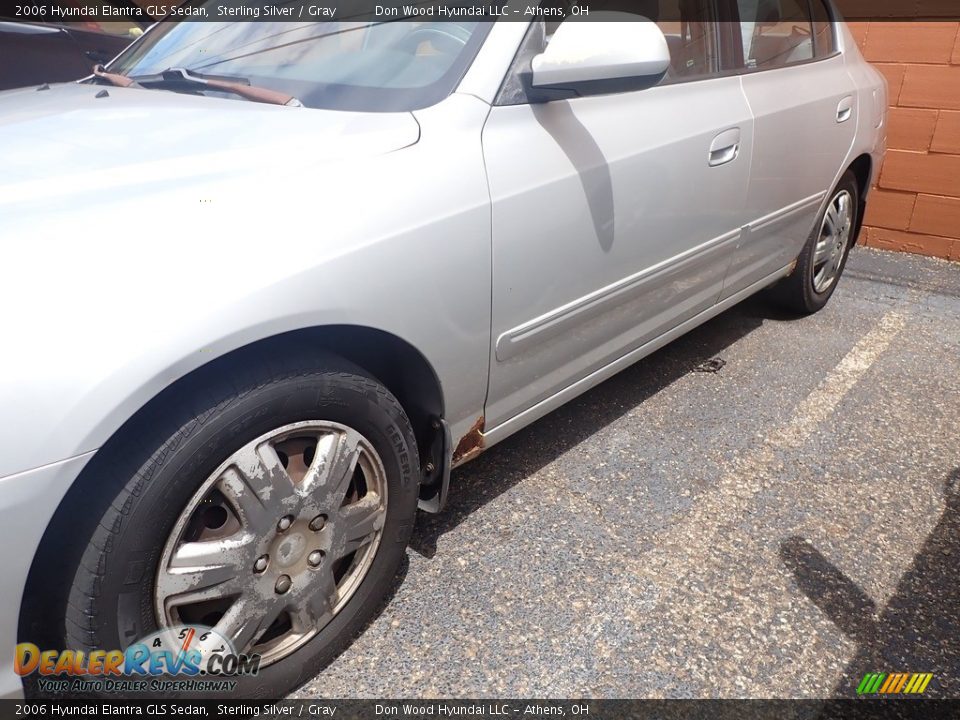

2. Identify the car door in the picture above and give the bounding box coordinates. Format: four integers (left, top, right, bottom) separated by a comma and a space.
481, 2, 755, 430
720, 0, 857, 298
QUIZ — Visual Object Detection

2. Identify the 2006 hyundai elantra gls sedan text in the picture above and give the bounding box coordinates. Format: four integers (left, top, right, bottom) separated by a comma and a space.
0, 0, 886, 698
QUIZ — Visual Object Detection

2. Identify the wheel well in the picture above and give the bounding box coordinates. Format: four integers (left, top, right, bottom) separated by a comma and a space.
848, 154, 872, 245
18, 325, 444, 656
293, 326, 445, 458
849, 154, 872, 199
107, 324, 445, 488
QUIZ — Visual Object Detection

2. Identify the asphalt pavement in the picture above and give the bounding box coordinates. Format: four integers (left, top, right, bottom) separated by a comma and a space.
294, 247, 960, 699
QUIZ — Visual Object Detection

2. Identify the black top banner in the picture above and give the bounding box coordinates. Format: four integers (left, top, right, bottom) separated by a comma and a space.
0, 0, 958, 23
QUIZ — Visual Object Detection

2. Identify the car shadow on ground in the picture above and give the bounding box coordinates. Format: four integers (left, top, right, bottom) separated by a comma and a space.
410, 294, 783, 559
781, 467, 960, 700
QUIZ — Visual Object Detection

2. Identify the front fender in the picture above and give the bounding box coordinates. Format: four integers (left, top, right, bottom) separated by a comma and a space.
0, 95, 493, 480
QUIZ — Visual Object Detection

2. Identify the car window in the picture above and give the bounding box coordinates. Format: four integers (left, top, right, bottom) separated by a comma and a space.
735, 0, 814, 70
107, 16, 491, 111
810, 0, 837, 57
654, 0, 719, 81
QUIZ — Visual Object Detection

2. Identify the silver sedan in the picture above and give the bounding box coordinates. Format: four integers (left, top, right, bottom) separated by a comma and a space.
0, 1, 886, 699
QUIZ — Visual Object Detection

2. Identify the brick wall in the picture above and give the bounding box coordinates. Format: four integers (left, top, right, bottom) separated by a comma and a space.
847, 22, 960, 261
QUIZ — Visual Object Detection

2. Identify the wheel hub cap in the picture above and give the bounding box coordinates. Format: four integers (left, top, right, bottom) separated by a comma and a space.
155, 420, 388, 667
812, 189, 853, 294
274, 531, 307, 568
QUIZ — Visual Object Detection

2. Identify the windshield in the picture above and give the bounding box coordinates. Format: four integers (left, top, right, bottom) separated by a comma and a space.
107, 13, 491, 111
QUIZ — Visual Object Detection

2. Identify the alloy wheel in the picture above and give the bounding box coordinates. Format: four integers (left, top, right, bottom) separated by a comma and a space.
812, 189, 854, 294
155, 420, 388, 666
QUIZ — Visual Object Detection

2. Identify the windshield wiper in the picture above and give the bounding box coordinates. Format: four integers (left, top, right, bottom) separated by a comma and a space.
130, 67, 303, 107
92, 64, 141, 88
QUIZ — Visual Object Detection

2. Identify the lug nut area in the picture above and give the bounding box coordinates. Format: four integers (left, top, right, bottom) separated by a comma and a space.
261, 514, 331, 578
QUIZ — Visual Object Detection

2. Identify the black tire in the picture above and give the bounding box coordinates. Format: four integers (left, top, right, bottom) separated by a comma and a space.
61, 351, 419, 698
769, 170, 860, 314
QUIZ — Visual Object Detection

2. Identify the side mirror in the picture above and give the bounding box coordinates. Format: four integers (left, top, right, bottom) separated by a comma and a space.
530, 12, 671, 97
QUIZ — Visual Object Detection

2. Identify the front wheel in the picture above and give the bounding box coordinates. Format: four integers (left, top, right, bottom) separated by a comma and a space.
62, 354, 419, 697
770, 171, 859, 314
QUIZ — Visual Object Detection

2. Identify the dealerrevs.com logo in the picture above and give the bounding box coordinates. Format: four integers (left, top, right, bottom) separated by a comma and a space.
16, 625, 260, 694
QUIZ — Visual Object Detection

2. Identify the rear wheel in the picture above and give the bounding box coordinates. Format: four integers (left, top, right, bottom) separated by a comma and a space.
769, 171, 859, 314
62, 354, 419, 697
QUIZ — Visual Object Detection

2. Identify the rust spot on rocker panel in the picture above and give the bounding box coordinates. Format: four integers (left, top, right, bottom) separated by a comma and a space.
452, 416, 485, 465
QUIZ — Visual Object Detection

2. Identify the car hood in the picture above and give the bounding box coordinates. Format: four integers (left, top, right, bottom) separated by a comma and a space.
0, 82, 421, 205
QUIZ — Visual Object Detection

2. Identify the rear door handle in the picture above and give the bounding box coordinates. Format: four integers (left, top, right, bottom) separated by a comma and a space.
709, 128, 741, 167
837, 96, 854, 123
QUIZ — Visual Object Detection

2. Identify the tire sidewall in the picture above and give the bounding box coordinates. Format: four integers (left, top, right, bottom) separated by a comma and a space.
78, 369, 418, 698
800, 173, 860, 312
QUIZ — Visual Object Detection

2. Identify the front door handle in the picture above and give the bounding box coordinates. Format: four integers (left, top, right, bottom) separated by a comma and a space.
709, 128, 741, 167
837, 96, 854, 123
